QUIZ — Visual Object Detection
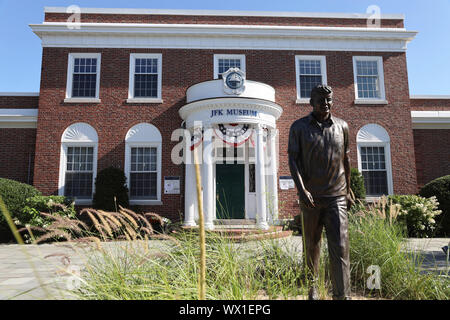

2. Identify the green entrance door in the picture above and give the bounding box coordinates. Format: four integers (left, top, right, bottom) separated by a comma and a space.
216, 164, 245, 219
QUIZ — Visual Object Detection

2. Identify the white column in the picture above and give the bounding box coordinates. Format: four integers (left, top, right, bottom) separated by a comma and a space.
269, 128, 279, 223
202, 124, 215, 230
255, 124, 269, 230
184, 129, 197, 227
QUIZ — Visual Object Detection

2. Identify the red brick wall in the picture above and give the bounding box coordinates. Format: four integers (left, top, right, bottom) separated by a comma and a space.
44, 12, 404, 28
0, 128, 36, 184
413, 129, 450, 189
34, 47, 416, 221
410, 98, 450, 190
0, 96, 39, 109
410, 98, 450, 111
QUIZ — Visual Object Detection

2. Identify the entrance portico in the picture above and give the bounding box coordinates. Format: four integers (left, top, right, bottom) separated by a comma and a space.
179, 77, 283, 230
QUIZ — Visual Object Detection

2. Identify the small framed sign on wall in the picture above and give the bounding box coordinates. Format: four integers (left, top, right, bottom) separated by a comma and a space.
279, 176, 295, 190
164, 176, 180, 194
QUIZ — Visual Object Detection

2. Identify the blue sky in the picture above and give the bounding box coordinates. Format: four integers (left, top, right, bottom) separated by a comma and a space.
0, 0, 449, 95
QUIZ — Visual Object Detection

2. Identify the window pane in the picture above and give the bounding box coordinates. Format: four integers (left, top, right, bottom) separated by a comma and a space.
130, 172, 157, 199
65, 172, 93, 198
134, 74, 158, 98
299, 60, 321, 75
72, 58, 98, 98
135, 58, 158, 74
298, 59, 323, 98
360, 146, 388, 196
130, 147, 158, 199
72, 74, 97, 98
300, 75, 322, 98
362, 171, 388, 196
356, 60, 380, 99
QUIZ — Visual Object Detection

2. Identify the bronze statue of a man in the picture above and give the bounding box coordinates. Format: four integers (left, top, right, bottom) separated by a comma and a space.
288, 85, 352, 300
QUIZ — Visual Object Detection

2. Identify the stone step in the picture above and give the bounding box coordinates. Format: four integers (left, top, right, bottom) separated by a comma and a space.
213, 226, 284, 235
214, 225, 258, 230
214, 219, 256, 225
225, 230, 293, 243
180, 225, 292, 242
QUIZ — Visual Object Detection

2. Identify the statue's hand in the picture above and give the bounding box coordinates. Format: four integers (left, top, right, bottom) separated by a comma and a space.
300, 189, 315, 209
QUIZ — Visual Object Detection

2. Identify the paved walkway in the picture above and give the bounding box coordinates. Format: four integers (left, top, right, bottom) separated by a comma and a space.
0, 237, 448, 300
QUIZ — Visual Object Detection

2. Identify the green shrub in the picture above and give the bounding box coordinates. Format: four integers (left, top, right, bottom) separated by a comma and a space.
0, 178, 41, 240
22, 195, 76, 228
350, 168, 366, 200
419, 175, 450, 236
388, 195, 442, 238
93, 167, 129, 211
21, 195, 77, 243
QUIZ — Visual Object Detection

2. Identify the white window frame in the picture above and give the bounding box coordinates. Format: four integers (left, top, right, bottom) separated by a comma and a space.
127, 53, 163, 104
59, 144, 98, 204
125, 143, 162, 205
65, 53, 101, 103
353, 56, 387, 105
356, 123, 394, 201
295, 55, 327, 104
59, 123, 98, 205
124, 123, 163, 205
213, 54, 246, 79
357, 143, 393, 201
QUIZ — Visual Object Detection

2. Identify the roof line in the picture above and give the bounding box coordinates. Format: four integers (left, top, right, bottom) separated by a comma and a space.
0, 92, 39, 96
411, 95, 450, 99
43, 7, 405, 20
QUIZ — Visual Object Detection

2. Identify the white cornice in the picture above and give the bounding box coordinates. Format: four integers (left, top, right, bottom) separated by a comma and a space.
30, 23, 417, 52
411, 111, 450, 122
0, 109, 38, 127
411, 110, 450, 129
43, 7, 405, 20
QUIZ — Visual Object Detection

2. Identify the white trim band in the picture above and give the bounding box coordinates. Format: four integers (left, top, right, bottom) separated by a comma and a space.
411, 111, 450, 129
0, 109, 38, 122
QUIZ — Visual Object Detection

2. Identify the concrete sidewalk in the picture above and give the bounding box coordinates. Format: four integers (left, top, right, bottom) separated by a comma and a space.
0, 237, 448, 300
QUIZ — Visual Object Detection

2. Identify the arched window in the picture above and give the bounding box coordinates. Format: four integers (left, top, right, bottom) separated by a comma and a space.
58, 123, 98, 204
357, 124, 393, 198
125, 123, 162, 205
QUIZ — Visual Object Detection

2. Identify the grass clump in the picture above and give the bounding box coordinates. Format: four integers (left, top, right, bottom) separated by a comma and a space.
71, 231, 313, 300
348, 198, 449, 300
8, 202, 448, 300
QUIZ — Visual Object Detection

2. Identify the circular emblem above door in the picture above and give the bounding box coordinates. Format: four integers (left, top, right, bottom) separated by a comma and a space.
222, 67, 246, 95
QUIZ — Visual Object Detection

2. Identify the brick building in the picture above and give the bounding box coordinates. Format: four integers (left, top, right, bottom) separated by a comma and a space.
0, 7, 449, 228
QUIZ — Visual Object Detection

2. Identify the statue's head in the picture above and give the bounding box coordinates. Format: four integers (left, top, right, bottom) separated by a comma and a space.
310, 85, 333, 119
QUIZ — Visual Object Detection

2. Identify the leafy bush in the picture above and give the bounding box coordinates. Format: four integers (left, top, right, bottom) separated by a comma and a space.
350, 168, 366, 200
93, 167, 129, 211
22, 195, 76, 228
419, 175, 450, 236
388, 195, 442, 238
0, 178, 41, 240
20, 195, 77, 243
